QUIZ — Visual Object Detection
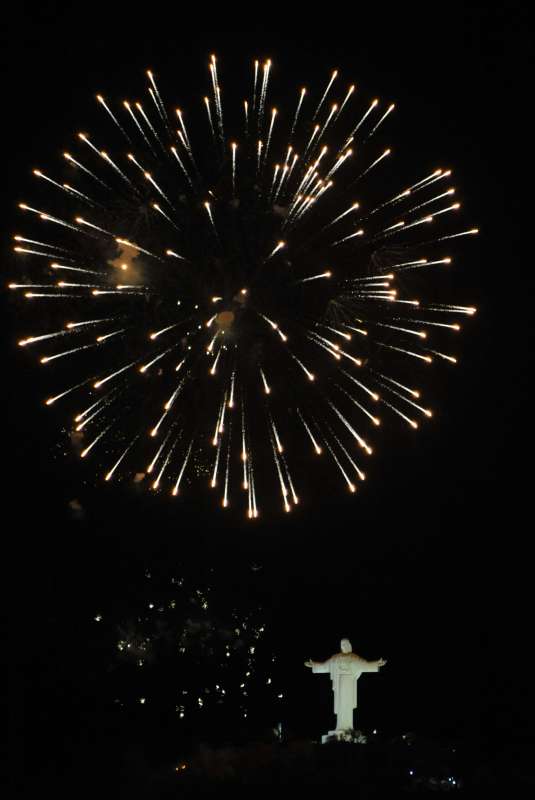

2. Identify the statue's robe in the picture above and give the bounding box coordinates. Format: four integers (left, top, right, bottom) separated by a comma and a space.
312, 653, 379, 731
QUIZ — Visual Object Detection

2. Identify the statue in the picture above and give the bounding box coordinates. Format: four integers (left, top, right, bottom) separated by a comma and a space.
305, 638, 386, 742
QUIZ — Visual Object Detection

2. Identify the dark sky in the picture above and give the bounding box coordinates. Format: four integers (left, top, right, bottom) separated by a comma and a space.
4, 6, 531, 784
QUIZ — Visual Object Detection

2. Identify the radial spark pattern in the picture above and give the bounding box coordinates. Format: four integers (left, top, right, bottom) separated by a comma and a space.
11, 57, 477, 516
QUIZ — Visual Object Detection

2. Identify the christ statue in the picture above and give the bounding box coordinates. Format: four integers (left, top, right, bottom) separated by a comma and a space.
305, 638, 386, 741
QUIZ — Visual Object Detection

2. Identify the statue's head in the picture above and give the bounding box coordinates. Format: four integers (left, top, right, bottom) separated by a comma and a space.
340, 638, 352, 653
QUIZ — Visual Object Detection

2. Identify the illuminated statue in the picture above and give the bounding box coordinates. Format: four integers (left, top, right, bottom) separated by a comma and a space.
305, 638, 386, 742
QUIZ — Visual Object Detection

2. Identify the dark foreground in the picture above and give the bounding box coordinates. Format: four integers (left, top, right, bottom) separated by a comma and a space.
17, 732, 532, 796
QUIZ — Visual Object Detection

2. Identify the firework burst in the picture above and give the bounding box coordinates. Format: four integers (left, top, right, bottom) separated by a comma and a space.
10, 56, 478, 516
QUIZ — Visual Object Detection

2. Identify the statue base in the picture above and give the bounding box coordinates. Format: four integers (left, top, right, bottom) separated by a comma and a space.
321, 729, 367, 744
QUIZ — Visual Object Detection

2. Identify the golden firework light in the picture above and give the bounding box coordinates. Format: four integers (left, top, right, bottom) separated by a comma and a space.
10, 57, 478, 516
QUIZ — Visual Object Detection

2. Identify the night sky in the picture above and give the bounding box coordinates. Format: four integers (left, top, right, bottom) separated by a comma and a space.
5, 7, 532, 792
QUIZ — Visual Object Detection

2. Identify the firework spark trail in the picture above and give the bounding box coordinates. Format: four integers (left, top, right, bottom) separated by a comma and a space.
204, 96, 216, 141
75, 390, 118, 430
45, 378, 91, 406
399, 317, 461, 331
100, 150, 135, 188
96, 94, 131, 142
313, 69, 338, 120
211, 424, 224, 487
373, 371, 420, 398
209, 55, 224, 141
273, 162, 289, 202
252, 60, 259, 112
297, 409, 322, 455
239, 100, 247, 140
330, 426, 365, 481
150, 407, 171, 438
323, 432, 356, 493
63, 183, 102, 207
337, 385, 381, 426
18, 329, 69, 347
13, 247, 63, 258
75, 389, 117, 423
33, 170, 93, 206
322, 202, 360, 231
145, 426, 174, 475
378, 381, 433, 418
148, 86, 165, 128
286, 151, 299, 185
40, 343, 97, 364
250, 459, 258, 518
269, 430, 290, 512
376, 342, 432, 363
176, 108, 193, 156
259, 60, 271, 128
12, 57, 477, 514
13, 235, 67, 251
147, 70, 168, 126
66, 318, 117, 330
335, 84, 356, 121
240, 400, 248, 491
380, 397, 419, 428
105, 433, 139, 481
23, 207, 83, 235
172, 439, 193, 495
152, 433, 177, 489
264, 108, 277, 167
290, 87, 306, 139
318, 103, 338, 142
426, 303, 477, 315
315, 322, 351, 342
393, 258, 452, 272
344, 98, 379, 145
328, 401, 372, 453
152, 202, 181, 231
341, 370, 379, 401
80, 423, 114, 459
212, 395, 226, 446
303, 125, 320, 160
123, 101, 156, 155
256, 139, 263, 174
246, 456, 253, 517
367, 103, 395, 139
281, 451, 298, 505
402, 188, 456, 216
426, 348, 458, 363
269, 164, 280, 200
63, 152, 110, 188
136, 101, 163, 149
222, 417, 232, 508
332, 228, 364, 247
358, 148, 391, 181
94, 360, 138, 389
231, 142, 238, 195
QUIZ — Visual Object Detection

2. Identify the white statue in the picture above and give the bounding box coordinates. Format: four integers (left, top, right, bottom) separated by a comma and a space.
305, 638, 386, 742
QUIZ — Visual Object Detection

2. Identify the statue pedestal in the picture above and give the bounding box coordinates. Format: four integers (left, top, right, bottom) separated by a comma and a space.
321, 728, 368, 744
322, 729, 353, 744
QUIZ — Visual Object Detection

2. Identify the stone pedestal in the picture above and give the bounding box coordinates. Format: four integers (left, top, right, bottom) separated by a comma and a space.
322, 729, 350, 744
321, 728, 368, 744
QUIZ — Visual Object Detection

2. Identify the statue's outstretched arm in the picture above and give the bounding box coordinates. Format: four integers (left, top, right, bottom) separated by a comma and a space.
359, 657, 387, 672
305, 658, 330, 672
